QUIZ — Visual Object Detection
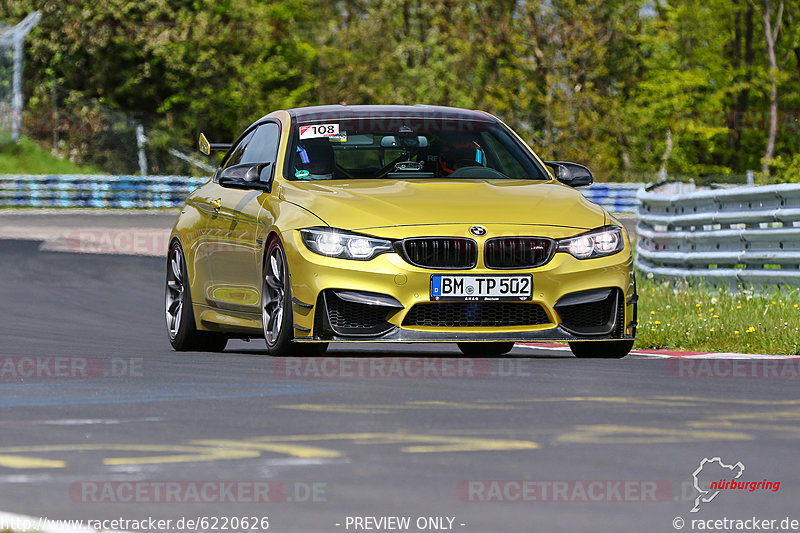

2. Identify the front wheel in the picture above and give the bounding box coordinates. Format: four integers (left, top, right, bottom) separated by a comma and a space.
261, 237, 329, 356
457, 342, 515, 356
165, 241, 228, 352
568, 340, 633, 359
262, 238, 294, 356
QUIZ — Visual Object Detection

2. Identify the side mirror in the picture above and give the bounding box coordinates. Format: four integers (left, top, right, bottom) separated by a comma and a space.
545, 161, 594, 187
198, 132, 232, 155
218, 162, 273, 191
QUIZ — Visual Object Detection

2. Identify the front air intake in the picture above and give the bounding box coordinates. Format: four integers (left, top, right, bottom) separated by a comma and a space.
402, 302, 550, 328
554, 288, 621, 335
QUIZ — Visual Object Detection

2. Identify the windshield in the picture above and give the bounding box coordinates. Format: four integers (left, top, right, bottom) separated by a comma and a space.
289, 117, 548, 181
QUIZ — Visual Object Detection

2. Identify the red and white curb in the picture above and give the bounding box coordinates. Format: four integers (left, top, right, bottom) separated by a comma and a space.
518, 343, 800, 359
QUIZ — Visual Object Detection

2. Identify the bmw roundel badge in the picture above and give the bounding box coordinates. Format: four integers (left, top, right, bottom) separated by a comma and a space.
469, 225, 487, 237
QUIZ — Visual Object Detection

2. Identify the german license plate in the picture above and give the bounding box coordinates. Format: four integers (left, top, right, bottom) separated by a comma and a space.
430, 275, 533, 301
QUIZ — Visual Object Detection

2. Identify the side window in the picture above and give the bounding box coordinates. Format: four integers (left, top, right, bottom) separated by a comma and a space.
479, 132, 527, 179
240, 123, 281, 168
221, 130, 255, 170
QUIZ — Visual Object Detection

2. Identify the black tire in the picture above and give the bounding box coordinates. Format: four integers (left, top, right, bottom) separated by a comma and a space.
165, 241, 228, 352
261, 237, 329, 356
289, 342, 329, 356
569, 340, 633, 359
457, 342, 515, 356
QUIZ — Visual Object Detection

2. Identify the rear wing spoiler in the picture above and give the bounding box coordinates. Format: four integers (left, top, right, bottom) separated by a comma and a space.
198, 133, 232, 155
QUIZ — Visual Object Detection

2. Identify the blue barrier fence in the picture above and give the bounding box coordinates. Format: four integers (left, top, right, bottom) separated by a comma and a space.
580, 182, 642, 212
0, 174, 207, 208
0, 174, 644, 211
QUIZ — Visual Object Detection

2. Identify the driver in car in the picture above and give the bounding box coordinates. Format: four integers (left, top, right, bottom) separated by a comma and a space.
436, 137, 487, 177
295, 138, 336, 180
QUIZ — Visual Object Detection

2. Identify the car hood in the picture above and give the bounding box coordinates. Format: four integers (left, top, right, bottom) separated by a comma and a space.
279, 179, 606, 231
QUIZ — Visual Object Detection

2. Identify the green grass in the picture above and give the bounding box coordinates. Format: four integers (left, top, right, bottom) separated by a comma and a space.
0, 137, 100, 174
635, 278, 800, 355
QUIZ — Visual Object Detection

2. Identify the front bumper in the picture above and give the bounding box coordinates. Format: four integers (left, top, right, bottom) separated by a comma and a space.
283, 228, 637, 343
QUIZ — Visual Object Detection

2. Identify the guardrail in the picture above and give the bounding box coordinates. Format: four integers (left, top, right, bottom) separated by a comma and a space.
636, 183, 800, 287
1, 174, 643, 211
0, 174, 206, 208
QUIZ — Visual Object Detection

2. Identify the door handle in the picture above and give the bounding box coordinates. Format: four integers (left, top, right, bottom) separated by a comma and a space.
211, 198, 222, 212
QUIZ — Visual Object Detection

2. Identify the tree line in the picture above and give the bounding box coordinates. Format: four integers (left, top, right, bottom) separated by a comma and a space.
1, 0, 799, 180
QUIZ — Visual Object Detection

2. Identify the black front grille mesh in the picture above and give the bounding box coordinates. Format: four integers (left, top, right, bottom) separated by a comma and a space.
555, 289, 623, 335
557, 299, 614, 330
484, 237, 554, 269
402, 302, 550, 328
614, 294, 626, 336
326, 294, 390, 333
399, 238, 477, 269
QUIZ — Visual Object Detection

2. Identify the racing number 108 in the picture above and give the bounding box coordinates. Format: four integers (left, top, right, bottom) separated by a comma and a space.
307, 125, 336, 136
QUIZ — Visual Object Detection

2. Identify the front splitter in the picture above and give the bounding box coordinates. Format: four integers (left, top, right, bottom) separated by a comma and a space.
294, 325, 635, 343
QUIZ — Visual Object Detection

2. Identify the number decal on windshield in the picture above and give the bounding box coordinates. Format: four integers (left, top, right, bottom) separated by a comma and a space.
299, 124, 339, 139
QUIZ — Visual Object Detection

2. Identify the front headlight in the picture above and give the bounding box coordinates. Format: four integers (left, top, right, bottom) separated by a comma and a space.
556, 226, 624, 259
300, 227, 394, 260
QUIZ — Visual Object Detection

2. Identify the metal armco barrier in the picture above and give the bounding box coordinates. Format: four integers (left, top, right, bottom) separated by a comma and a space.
636, 183, 800, 286
1, 174, 643, 211
581, 182, 642, 212
0, 175, 206, 208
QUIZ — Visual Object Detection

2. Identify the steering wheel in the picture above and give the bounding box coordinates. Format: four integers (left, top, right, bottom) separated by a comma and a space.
452, 159, 483, 169
448, 166, 510, 179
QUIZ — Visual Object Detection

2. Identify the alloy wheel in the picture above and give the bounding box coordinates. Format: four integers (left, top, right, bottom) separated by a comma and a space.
262, 246, 286, 346
165, 246, 184, 339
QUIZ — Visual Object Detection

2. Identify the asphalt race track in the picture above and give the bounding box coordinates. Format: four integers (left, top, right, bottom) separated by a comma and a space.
1, 238, 799, 533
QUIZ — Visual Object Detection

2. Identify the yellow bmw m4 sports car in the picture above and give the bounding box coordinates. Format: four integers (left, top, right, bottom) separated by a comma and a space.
165, 105, 637, 358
